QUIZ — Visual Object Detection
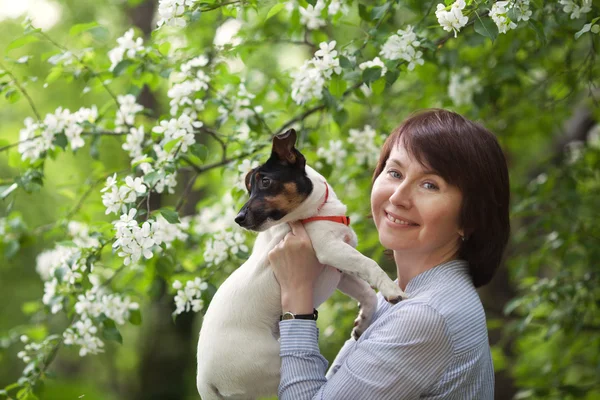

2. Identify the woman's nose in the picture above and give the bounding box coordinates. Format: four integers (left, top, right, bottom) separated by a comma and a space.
389, 182, 412, 209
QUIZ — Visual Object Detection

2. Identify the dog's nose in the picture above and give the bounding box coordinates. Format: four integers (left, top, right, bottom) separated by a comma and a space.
235, 211, 247, 225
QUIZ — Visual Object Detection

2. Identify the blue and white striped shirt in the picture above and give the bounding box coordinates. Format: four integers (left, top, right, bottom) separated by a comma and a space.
278, 259, 494, 399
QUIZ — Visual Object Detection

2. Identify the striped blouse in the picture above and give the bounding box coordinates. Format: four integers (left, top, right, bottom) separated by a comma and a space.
278, 259, 494, 399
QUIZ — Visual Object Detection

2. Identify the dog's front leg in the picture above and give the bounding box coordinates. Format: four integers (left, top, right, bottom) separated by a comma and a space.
337, 273, 378, 339
313, 239, 406, 303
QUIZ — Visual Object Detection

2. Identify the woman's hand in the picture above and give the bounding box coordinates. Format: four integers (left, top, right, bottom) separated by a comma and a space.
268, 221, 325, 314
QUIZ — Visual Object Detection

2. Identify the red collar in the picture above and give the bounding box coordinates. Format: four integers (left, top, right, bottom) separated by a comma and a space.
300, 182, 351, 226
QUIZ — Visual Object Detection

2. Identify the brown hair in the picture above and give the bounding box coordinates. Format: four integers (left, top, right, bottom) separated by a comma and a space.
373, 109, 510, 288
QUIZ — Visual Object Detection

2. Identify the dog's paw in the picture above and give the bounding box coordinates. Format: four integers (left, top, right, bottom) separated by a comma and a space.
351, 300, 376, 340
378, 281, 407, 304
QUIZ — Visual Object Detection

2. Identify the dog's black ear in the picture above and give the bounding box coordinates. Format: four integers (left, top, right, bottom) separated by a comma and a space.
271, 129, 306, 168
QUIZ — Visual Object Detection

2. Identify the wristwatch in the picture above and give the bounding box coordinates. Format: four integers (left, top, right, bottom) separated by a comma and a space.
280, 308, 318, 321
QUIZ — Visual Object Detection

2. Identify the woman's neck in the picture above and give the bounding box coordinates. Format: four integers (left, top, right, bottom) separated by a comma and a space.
393, 248, 459, 291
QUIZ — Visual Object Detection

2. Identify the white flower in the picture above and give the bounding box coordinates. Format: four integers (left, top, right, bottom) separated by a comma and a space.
359, 57, 387, 76
108, 29, 145, 71
317, 140, 347, 169
380, 25, 424, 71
490, 1, 518, 34
115, 94, 144, 131
576, 18, 600, 38
125, 176, 147, 194
157, 0, 198, 27
347, 125, 381, 166
559, 0, 592, 20
448, 68, 482, 106
123, 126, 146, 158
435, 0, 469, 38
299, 0, 326, 30
173, 277, 208, 314
291, 41, 342, 105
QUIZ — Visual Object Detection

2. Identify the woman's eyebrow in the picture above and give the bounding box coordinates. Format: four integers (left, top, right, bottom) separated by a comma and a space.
388, 158, 438, 176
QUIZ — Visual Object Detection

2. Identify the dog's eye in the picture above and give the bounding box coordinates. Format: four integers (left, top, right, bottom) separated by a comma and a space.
260, 177, 271, 189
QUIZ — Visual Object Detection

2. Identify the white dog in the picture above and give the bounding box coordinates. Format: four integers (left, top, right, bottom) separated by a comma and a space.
196, 130, 405, 399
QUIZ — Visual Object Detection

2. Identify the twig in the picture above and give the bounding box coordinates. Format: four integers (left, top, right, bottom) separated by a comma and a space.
0, 60, 42, 122
37, 31, 121, 109
175, 172, 200, 212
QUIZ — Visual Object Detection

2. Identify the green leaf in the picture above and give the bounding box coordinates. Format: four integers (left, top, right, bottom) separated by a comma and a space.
132, 156, 154, 168
358, 4, 371, 21
5, 89, 21, 104
191, 143, 208, 162
6, 35, 39, 53
112, 60, 134, 77
158, 42, 171, 56
385, 70, 399, 87
527, 20, 546, 44
306, 0, 317, 5
329, 75, 347, 97
52, 133, 68, 150
371, 3, 389, 21
163, 139, 179, 153
361, 67, 382, 84
129, 309, 142, 325
143, 171, 161, 187
266, 3, 285, 20
371, 78, 386, 95
157, 208, 180, 224
69, 21, 99, 37
339, 55, 353, 70
46, 67, 63, 84
333, 108, 348, 127
102, 319, 123, 344
474, 13, 498, 42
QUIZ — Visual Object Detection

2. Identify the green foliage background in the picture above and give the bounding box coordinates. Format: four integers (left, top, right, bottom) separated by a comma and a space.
0, 0, 599, 399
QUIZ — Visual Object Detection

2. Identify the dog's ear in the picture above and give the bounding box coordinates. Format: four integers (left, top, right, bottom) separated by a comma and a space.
271, 129, 306, 168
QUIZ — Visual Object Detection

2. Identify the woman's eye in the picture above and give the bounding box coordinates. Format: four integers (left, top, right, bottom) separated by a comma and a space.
423, 182, 439, 190
261, 178, 271, 188
387, 170, 402, 179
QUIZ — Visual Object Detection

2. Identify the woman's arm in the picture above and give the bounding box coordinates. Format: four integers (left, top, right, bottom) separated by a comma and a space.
278, 304, 453, 400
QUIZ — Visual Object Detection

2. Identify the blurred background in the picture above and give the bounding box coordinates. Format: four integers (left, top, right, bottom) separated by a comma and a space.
0, 0, 599, 399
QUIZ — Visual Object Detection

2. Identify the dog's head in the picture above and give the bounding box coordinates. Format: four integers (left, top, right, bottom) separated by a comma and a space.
235, 129, 314, 231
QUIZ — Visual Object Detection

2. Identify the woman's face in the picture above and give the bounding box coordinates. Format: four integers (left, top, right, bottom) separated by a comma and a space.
371, 143, 464, 259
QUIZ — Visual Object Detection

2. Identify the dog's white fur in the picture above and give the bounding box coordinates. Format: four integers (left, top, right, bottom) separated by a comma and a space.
196, 165, 405, 400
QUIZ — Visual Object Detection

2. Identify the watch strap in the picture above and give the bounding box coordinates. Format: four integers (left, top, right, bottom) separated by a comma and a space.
280, 308, 318, 321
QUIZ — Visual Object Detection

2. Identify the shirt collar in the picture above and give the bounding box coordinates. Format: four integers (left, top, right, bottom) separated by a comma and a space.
405, 259, 470, 296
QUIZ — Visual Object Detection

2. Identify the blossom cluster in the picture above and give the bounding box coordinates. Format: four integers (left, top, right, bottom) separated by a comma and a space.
18, 106, 98, 161
317, 140, 347, 169
291, 41, 342, 105
101, 174, 147, 215
108, 29, 146, 72
62, 288, 140, 356
490, 1, 532, 34
173, 278, 208, 314
448, 68, 482, 106
217, 82, 263, 124
36, 222, 102, 314
168, 55, 210, 117
435, 0, 469, 38
359, 57, 387, 77
347, 125, 382, 167
559, 0, 592, 20
157, 0, 198, 28
379, 25, 424, 71
115, 94, 144, 133
112, 208, 188, 265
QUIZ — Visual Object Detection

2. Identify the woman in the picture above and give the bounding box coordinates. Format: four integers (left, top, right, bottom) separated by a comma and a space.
268, 109, 510, 399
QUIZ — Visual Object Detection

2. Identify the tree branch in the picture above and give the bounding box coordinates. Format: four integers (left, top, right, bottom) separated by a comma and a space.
0, 60, 42, 122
